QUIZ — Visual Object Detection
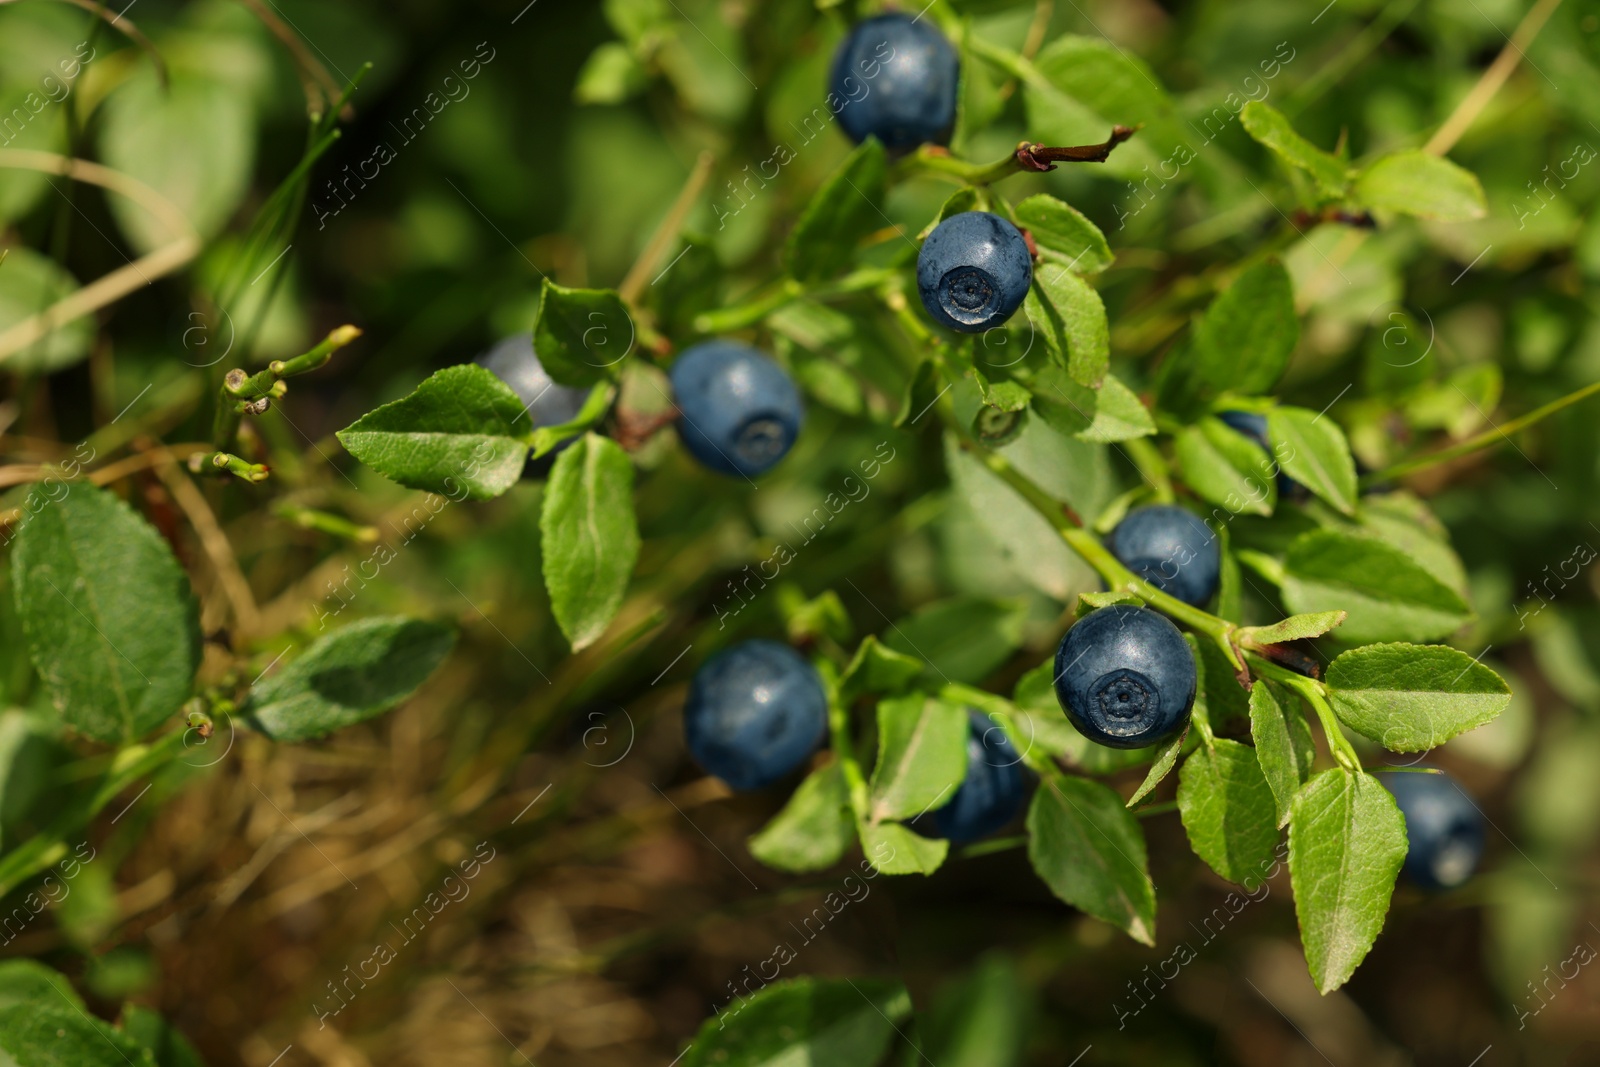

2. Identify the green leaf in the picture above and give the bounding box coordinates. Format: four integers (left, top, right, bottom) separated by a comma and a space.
574, 42, 645, 104
838, 635, 923, 704
532, 281, 636, 387
681, 977, 911, 1067
99, 71, 253, 253
1024, 264, 1109, 388
0, 247, 93, 374
0, 960, 84, 1012
785, 138, 888, 284
540, 434, 641, 651
867, 694, 968, 823
1249, 680, 1316, 829
603, 0, 668, 45
974, 370, 1031, 414
920, 186, 985, 239
1289, 769, 1406, 993
1281, 529, 1473, 643
859, 820, 948, 875
748, 762, 854, 873
894, 358, 941, 429
337, 365, 532, 500
781, 589, 853, 646
120, 1005, 204, 1067
884, 597, 1028, 685
1081, 375, 1157, 443
1192, 259, 1298, 397
916, 954, 1028, 1067
1356, 492, 1467, 594
1013, 195, 1114, 274
953, 22, 1005, 155
1027, 774, 1156, 945
12, 486, 199, 744
1239, 611, 1347, 646
0, 1003, 154, 1067
1325, 643, 1512, 752
1216, 525, 1243, 622
1021, 35, 1174, 181
1267, 406, 1359, 514
1031, 368, 1155, 444
1078, 590, 1144, 616
247, 618, 456, 742
1238, 101, 1350, 199
1177, 738, 1281, 884
1173, 418, 1276, 516
1354, 149, 1487, 221
1126, 727, 1188, 808
1190, 633, 1251, 730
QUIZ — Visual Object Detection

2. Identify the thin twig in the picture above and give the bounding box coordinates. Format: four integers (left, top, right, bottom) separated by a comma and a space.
0, 0, 168, 86
618, 150, 715, 306
151, 447, 263, 638
1425, 0, 1564, 155
0, 151, 200, 364
0, 442, 209, 488
996, 0, 1054, 102
1016, 126, 1139, 170
233, 0, 352, 119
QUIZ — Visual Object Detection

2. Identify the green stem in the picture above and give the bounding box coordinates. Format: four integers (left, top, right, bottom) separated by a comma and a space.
827, 676, 871, 820
196, 451, 271, 483
1362, 379, 1600, 487
274, 503, 378, 542
1248, 655, 1362, 770
528, 382, 617, 458
962, 437, 1242, 667
966, 33, 1034, 85
957, 833, 1027, 858
692, 280, 803, 334
899, 144, 1027, 186
0, 731, 187, 898
214, 326, 362, 448
1121, 435, 1174, 502
268, 324, 362, 379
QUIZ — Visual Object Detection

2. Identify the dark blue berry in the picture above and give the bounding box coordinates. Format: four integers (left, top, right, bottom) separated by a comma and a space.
1110, 506, 1220, 608
930, 710, 1025, 843
1217, 409, 1301, 500
669, 341, 804, 478
683, 640, 827, 791
1381, 769, 1484, 891
1054, 606, 1196, 749
477, 333, 590, 478
917, 212, 1033, 333
1217, 409, 1268, 444
830, 14, 958, 152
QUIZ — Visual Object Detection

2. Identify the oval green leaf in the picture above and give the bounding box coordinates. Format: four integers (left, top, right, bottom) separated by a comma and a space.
248, 617, 456, 742
12, 486, 199, 744
1325, 642, 1511, 752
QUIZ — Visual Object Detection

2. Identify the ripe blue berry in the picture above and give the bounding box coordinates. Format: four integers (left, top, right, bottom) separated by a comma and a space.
1381, 769, 1484, 891
1110, 506, 1220, 608
930, 710, 1025, 843
477, 333, 590, 477
830, 14, 959, 152
1054, 606, 1196, 749
669, 341, 804, 478
917, 212, 1033, 333
683, 640, 827, 791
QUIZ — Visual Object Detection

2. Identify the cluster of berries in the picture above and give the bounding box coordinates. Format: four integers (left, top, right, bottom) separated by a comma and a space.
480, 12, 1481, 887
